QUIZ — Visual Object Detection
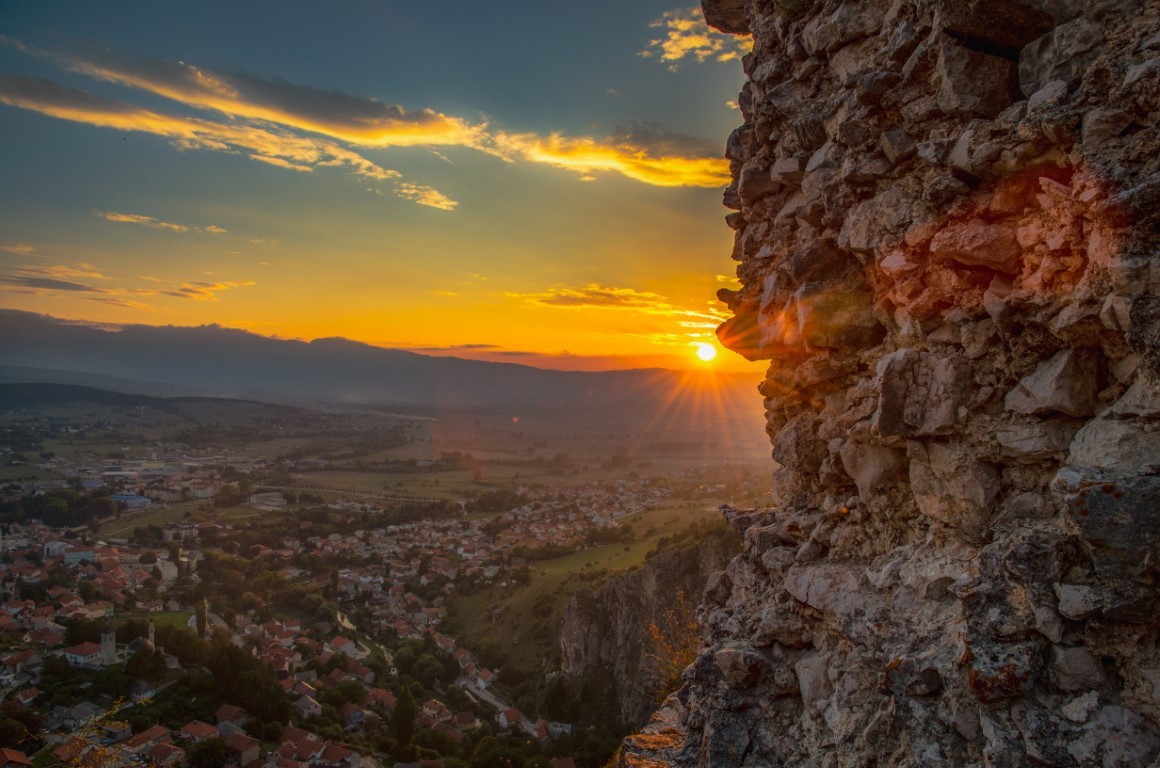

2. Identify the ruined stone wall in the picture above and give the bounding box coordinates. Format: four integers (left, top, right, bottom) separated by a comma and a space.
620, 0, 1160, 766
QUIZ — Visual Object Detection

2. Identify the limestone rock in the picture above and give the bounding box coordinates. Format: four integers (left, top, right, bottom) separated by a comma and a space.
1004, 350, 1097, 417
929, 219, 1021, 273
801, 3, 883, 55
873, 350, 969, 437
1051, 646, 1104, 691
1067, 418, 1160, 472
934, 0, 1054, 58
839, 439, 906, 498
937, 41, 1019, 118
700, 0, 749, 34
909, 442, 1000, 539
996, 419, 1082, 459
1019, 17, 1105, 96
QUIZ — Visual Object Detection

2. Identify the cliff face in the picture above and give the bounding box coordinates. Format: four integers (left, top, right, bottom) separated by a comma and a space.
558, 532, 737, 726
621, 0, 1160, 766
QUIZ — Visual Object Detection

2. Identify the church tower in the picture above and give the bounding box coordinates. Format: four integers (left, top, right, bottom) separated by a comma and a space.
101, 619, 116, 666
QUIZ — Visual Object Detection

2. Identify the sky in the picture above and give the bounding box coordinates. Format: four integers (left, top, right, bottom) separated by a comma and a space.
0, 0, 759, 372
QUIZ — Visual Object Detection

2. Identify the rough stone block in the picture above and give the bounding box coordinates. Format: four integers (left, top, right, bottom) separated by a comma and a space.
1004, 350, 1097, 417
909, 442, 1000, 539
937, 41, 1018, 118
1019, 17, 1105, 97
929, 219, 1021, 273
873, 349, 969, 437
1051, 646, 1104, 691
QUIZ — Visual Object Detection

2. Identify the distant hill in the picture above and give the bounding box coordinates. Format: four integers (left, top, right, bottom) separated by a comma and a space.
0, 311, 765, 442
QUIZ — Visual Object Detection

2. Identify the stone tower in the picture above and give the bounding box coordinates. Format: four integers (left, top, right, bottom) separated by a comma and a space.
100, 619, 116, 666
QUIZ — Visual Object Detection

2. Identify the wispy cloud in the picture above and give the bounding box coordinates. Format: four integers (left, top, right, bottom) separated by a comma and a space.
0, 39, 728, 195
95, 210, 229, 234
0, 260, 255, 305
492, 122, 729, 187
639, 8, 751, 70
510, 283, 729, 340
1, 243, 40, 256
159, 280, 256, 302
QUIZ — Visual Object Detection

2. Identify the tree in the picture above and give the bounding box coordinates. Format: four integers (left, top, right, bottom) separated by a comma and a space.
188, 737, 229, 768
392, 686, 417, 748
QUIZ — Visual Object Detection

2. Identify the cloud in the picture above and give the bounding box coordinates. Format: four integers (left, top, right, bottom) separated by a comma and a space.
396, 182, 458, 212
58, 46, 486, 149
0, 39, 728, 201
0, 263, 118, 294
95, 210, 229, 234
640, 8, 751, 70
0, 75, 459, 209
517, 284, 670, 309
159, 279, 256, 302
492, 128, 729, 188
511, 283, 730, 334
3, 275, 105, 292
1, 243, 39, 255
0, 260, 255, 305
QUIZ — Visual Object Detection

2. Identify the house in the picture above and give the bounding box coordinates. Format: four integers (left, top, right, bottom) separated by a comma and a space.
146, 741, 186, 767
497, 708, 524, 731
216, 703, 249, 727
0, 748, 32, 768
122, 724, 170, 753
176, 719, 218, 743
63, 641, 103, 666
293, 695, 322, 719
225, 732, 260, 767
368, 688, 397, 711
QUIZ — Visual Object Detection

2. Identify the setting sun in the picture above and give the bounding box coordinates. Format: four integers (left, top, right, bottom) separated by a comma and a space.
694, 342, 718, 362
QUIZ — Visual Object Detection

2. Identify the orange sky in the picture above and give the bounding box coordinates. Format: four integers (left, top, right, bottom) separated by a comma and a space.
0, 2, 763, 374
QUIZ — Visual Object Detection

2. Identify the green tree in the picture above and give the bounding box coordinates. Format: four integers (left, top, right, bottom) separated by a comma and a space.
188, 737, 229, 768
392, 686, 417, 748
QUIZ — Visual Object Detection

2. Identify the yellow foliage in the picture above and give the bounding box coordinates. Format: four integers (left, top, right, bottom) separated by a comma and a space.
644, 589, 700, 701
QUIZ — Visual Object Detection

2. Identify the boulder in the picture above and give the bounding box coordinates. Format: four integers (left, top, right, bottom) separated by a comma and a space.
801, 3, 883, 55
873, 350, 970, 437
700, 0, 748, 34
937, 41, 1019, 118
929, 219, 1021, 273
839, 440, 907, 498
1004, 350, 1097, 417
933, 0, 1054, 58
996, 419, 1083, 459
1051, 646, 1104, 691
1067, 419, 1160, 472
909, 442, 1000, 539
1019, 17, 1105, 97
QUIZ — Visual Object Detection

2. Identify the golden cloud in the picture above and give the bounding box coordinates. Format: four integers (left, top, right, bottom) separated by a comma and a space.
511, 284, 730, 344
0, 39, 730, 202
493, 130, 729, 188
640, 8, 751, 70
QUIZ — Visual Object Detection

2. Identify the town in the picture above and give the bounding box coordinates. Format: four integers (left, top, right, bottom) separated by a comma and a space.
0, 386, 763, 768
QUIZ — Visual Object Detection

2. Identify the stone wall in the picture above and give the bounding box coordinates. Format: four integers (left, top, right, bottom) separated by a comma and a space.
620, 0, 1160, 766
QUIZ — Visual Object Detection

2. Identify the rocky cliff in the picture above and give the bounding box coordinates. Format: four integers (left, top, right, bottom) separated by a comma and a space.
620, 0, 1160, 766
558, 530, 737, 726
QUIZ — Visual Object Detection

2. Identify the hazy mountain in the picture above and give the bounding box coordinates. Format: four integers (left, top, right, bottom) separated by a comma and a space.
0, 310, 762, 415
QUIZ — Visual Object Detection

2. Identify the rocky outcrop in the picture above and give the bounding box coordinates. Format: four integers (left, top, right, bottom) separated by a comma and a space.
558, 532, 737, 726
622, 0, 1160, 765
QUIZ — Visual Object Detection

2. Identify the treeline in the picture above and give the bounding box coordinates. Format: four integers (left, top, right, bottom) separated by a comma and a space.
0, 486, 117, 527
